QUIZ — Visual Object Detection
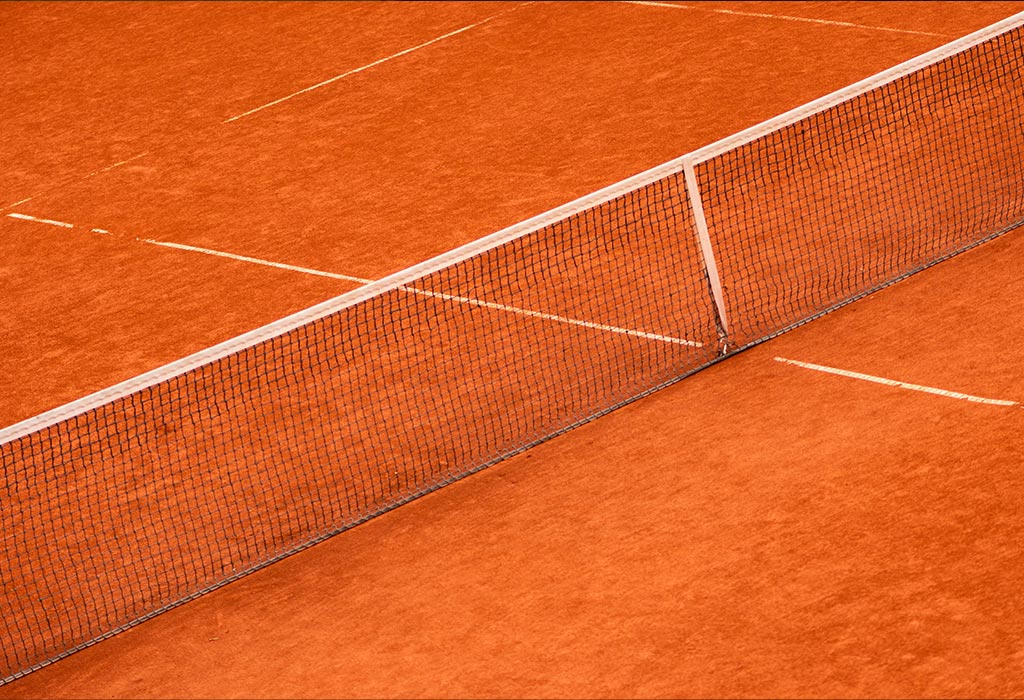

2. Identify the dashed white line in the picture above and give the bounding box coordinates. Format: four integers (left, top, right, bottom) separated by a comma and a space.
224, 4, 532, 124
774, 356, 1017, 406
623, 1, 950, 38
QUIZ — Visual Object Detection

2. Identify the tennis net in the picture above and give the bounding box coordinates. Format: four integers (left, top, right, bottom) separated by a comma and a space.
3, 12, 1023, 684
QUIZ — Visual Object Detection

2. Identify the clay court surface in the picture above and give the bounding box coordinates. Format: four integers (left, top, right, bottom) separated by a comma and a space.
2, 1, 1024, 697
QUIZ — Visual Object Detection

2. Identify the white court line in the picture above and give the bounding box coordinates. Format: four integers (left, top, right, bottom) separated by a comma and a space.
6, 212, 74, 228
403, 287, 701, 347
84, 152, 150, 178
224, 4, 531, 123
6, 12, 1018, 445
774, 357, 1017, 407
143, 239, 701, 347
4, 6, 524, 205
142, 239, 373, 284
623, 1, 950, 38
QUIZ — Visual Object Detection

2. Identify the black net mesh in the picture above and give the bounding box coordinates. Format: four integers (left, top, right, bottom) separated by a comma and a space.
3, 20, 1023, 685
2, 174, 719, 679
698, 26, 1024, 347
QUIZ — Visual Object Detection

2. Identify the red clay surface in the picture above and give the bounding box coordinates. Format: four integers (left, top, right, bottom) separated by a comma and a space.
3, 1, 1024, 697
6, 1, 1022, 425
5, 228, 1023, 698
0, 216, 357, 427
9, 2, 1000, 278
0, 2, 503, 198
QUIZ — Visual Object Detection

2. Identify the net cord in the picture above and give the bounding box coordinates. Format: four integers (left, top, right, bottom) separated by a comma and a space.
2, 10, 1022, 448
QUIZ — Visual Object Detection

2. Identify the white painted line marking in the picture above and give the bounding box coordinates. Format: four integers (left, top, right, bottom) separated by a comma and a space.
774, 357, 1017, 406
224, 4, 531, 124
623, 1, 950, 38
142, 239, 701, 347
2, 153, 150, 213
7, 212, 74, 228
91, 228, 111, 234
3, 12, 1022, 446
141, 239, 372, 284
402, 287, 702, 347
85, 152, 150, 178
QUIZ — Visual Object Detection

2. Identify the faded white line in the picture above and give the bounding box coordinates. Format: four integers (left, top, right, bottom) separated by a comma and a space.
3, 152, 150, 212
623, 1, 950, 38
774, 356, 1016, 406
144, 239, 700, 347
7, 212, 74, 228
224, 4, 531, 123
85, 152, 150, 178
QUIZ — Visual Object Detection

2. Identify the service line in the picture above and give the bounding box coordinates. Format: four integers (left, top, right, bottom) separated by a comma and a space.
84, 152, 151, 178
623, 1, 950, 38
774, 356, 1017, 406
6, 212, 111, 234
148, 240, 702, 348
7, 210, 700, 348
224, 3, 532, 123
7, 212, 74, 228
143, 239, 372, 284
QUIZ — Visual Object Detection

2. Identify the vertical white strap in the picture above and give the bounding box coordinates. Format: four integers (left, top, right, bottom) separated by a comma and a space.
682, 157, 730, 342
